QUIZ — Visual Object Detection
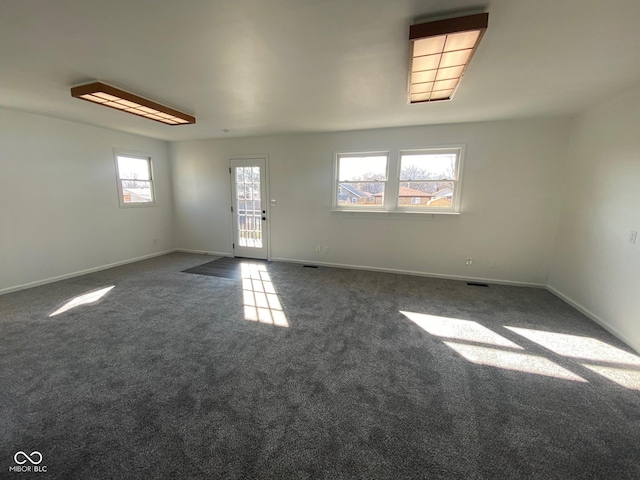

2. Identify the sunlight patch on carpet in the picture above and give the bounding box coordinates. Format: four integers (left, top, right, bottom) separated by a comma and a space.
506, 326, 640, 390
581, 364, 640, 390
504, 327, 640, 366
50, 286, 115, 317
241, 263, 288, 327
400, 310, 587, 382
400, 311, 522, 349
444, 341, 587, 382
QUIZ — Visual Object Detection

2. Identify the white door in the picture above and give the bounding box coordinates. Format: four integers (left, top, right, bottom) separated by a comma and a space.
230, 158, 268, 259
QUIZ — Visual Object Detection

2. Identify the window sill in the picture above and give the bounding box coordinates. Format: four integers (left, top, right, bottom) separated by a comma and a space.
331, 209, 460, 219
119, 202, 158, 209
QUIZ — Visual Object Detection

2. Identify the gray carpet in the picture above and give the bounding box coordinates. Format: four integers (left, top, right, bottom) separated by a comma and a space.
1, 253, 639, 479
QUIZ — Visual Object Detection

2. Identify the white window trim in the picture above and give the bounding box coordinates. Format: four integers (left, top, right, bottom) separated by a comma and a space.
333, 151, 390, 211
113, 148, 157, 208
395, 146, 464, 213
332, 145, 465, 215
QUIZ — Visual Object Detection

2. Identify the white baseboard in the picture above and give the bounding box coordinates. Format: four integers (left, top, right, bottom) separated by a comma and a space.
174, 249, 231, 257
0, 249, 177, 296
269, 256, 546, 288
8, 248, 636, 355
547, 285, 640, 355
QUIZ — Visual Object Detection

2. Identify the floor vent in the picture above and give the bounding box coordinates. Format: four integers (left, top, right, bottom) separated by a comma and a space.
303, 265, 318, 268
467, 282, 489, 287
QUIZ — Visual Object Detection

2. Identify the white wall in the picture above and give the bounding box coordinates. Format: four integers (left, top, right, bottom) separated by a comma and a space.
549, 85, 640, 352
172, 118, 571, 285
3, 98, 637, 349
0, 108, 173, 293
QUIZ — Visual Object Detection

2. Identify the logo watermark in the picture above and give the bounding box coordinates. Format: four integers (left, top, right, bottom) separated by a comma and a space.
9, 451, 47, 473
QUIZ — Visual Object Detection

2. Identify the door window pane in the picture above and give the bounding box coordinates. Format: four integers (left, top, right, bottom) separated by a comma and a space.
236, 166, 263, 248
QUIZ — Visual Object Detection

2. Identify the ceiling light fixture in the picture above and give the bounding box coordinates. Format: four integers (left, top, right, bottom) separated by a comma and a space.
70, 81, 195, 125
408, 12, 488, 104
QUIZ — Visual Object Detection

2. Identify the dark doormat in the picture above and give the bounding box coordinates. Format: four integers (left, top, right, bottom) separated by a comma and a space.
182, 256, 271, 280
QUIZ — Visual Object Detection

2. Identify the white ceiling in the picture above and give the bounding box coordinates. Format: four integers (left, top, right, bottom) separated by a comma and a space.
2, 0, 640, 142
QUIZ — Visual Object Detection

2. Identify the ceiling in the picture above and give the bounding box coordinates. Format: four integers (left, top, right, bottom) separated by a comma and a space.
2, 0, 640, 142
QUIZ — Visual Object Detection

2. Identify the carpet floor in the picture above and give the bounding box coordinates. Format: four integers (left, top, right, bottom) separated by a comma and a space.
1, 253, 639, 479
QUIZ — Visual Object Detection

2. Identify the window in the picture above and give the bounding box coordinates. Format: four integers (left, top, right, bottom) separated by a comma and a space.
335, 152, 388, 208
334, 146, 463, 213
114, 151, 155, 207
398, 148, 462, 211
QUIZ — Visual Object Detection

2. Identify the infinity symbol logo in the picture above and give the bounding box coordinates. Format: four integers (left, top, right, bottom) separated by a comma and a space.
14, 451, 43, 465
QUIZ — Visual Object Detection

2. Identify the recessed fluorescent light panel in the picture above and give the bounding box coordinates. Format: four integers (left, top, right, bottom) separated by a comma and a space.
409, 12, 488, 104
70, 82, 195, 125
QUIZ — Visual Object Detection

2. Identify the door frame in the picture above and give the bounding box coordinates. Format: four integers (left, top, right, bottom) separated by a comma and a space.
229, 155, 270, 260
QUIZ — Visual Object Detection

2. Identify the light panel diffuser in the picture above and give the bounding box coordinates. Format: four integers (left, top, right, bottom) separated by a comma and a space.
71, 82, 195, 125
409, 13, 488, 104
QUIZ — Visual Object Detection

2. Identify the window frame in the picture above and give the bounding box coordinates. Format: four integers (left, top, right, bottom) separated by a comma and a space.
333, 151, 390, 210
395, 147, 464, 213
113, 149, 157, 208
333, 145, 464, 214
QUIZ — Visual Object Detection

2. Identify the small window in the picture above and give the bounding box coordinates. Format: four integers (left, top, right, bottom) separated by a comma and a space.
114, 151, 155, 207
335, 153, 388, 208
398, 148, 462, 211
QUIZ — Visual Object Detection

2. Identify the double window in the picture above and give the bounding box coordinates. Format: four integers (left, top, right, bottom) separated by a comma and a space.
334, 147, 463, 213
114, 150, 156, 207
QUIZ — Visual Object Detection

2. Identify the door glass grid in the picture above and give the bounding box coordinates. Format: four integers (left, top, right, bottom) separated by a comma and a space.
236, 166, 263, 248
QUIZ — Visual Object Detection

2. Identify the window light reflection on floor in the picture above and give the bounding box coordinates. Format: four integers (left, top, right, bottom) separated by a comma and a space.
443, 341, 587, 382
399, 310, 587, 382
49, 286, 115, 317
506, 326, 640, 390
505, 327, 640, 366
241, 263, 288, 327
581, 364, 640, 391
399, 311, 522, 349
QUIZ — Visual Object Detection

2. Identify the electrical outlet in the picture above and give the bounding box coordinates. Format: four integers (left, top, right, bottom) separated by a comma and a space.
315, 246, 321, 253
466, 257, 473, 266
630, 230, 638, 245
323, 246, 329, 254
488, 259, 496, 269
